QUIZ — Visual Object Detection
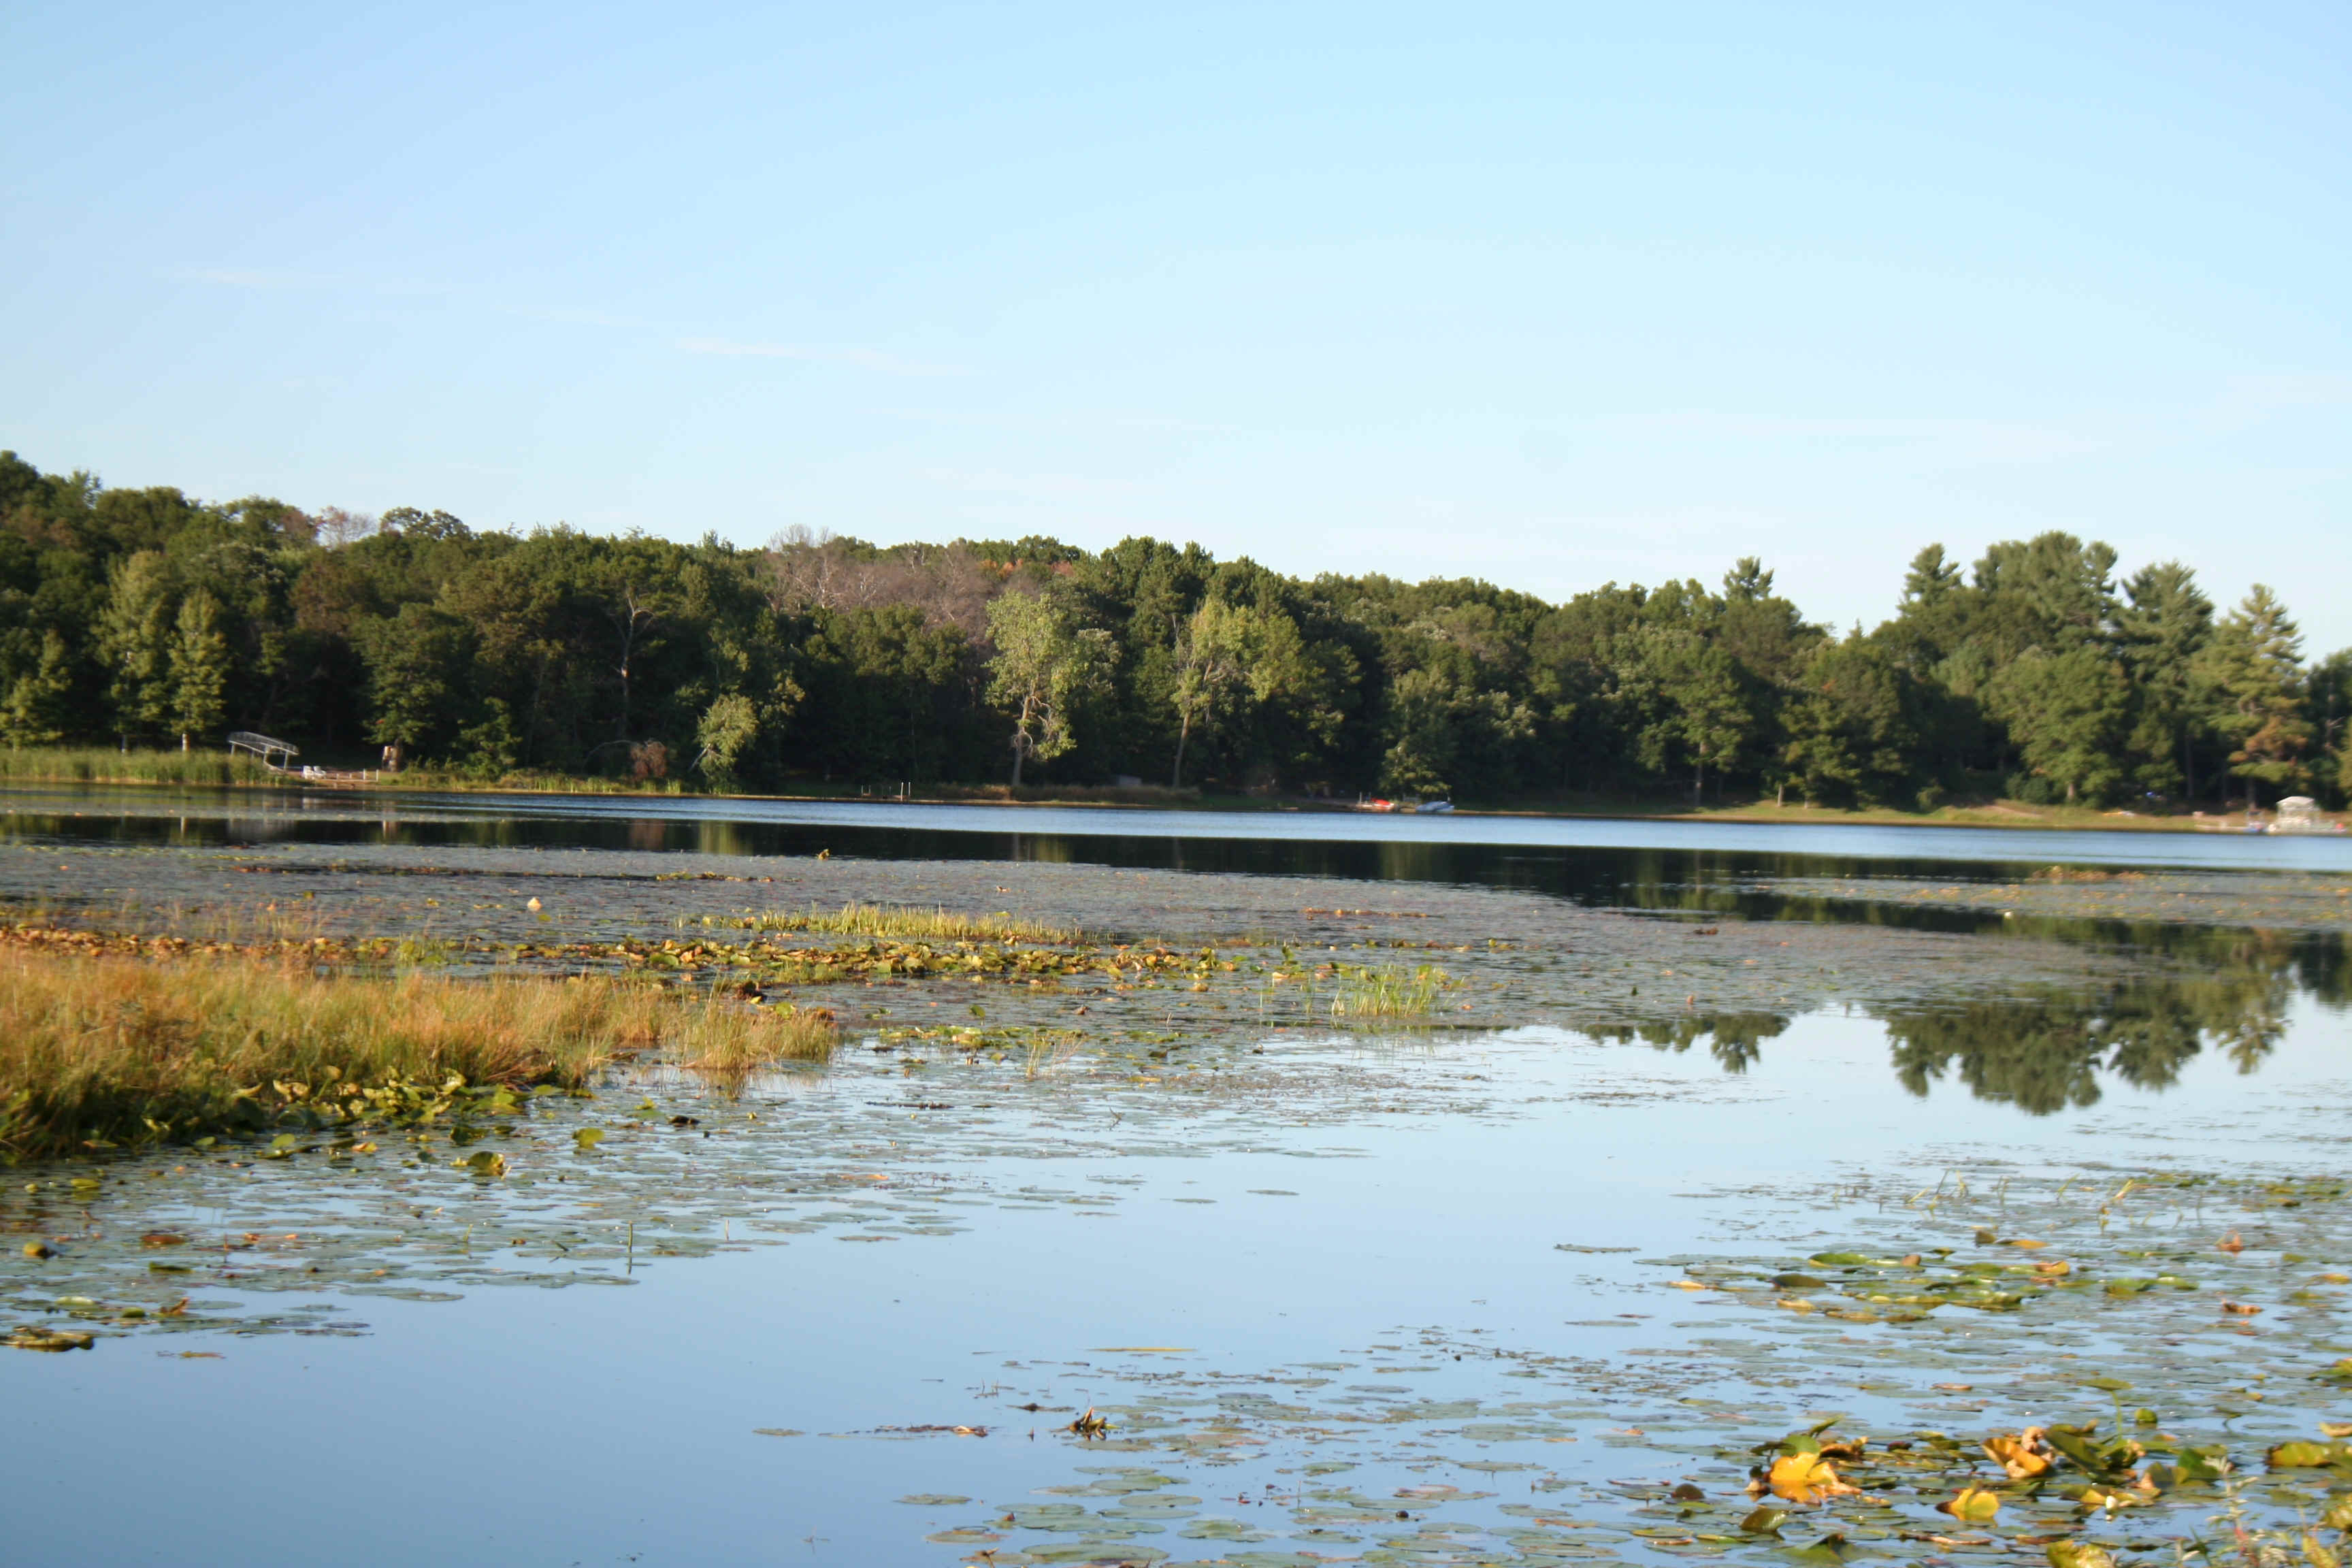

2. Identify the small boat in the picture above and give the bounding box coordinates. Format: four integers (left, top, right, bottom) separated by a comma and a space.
1356, 797, 1399, 813
1418, 800, 1454, 814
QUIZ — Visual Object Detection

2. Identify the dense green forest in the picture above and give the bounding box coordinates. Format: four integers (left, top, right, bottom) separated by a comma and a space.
3, 449, 2346, 808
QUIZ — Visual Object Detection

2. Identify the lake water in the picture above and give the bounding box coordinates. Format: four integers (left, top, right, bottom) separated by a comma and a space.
9, 783, 2352, 874
4, 788, 2350, 1567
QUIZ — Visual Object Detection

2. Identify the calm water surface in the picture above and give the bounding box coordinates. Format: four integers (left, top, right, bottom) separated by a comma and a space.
3, 788, 2349, 1567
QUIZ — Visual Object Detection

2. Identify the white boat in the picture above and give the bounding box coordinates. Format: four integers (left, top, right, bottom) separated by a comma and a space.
1418, 799, 1454, 814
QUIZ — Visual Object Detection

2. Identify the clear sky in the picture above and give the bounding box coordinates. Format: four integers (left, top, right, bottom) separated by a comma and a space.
5, 3, 2347, 649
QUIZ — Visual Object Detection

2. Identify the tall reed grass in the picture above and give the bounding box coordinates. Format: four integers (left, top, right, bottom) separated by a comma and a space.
0, 746, 279, 787
0, 950, 836, 1160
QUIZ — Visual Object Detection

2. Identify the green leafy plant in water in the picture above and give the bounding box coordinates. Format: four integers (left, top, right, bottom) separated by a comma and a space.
1327, 963, 1448, 1023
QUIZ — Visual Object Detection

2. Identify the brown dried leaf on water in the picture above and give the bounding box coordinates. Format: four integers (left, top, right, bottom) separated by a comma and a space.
2219, 1231, 2247, 1254
2221, 1299, 2263, 1316
140, 1232, 186, 1248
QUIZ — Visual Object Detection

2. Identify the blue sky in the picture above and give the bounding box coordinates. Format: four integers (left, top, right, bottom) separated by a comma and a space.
5, 3, 2348, 648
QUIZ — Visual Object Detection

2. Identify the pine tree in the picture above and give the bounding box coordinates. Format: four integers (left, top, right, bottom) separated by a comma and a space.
3, 630, 76, 745
97, 551, 174, 739
2194, 585, 2310, 806
2117, 561, 2213, 798
1989, 646, 2131, 804
1780, 634, 1917, 806
692, 692, 760, 791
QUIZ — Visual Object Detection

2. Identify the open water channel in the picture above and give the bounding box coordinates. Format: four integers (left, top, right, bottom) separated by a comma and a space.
4, 788, 2351, 1567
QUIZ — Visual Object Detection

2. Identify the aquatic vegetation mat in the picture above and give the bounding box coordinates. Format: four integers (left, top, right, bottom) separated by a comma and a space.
5, 837, 2345, 1116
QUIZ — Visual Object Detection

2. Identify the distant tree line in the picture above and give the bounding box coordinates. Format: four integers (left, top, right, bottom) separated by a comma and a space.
3, 450, 2347, 808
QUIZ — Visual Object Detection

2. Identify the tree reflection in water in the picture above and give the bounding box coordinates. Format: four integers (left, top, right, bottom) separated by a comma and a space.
1591, 928, 2347, 1114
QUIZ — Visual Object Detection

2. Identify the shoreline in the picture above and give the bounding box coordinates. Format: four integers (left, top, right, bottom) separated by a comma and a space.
0, 766, 2334, 837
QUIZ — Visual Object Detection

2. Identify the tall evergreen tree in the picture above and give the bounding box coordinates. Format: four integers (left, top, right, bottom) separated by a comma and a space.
2117, 561, 2213, 798
1991, 646, 2131, 804
1781, 635, 1917, 806
2, 629, 75, 745
96, 551, 175, 740
2196, 585, 2312, 805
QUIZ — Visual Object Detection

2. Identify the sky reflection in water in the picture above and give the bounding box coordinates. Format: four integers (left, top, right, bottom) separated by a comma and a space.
2, 789, 2349, 1566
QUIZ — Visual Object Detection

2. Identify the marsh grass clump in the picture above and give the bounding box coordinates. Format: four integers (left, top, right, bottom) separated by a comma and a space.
679, 1000, 838, 1087
1023, 1030, 1083, 1078
723, 900, 1081, 945
1328, 963, 1449, 1024
0, 951, 726, 1160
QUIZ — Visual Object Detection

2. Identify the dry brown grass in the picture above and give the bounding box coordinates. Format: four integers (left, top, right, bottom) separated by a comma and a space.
0, 949, 832, 1161
678, 1000, 840, 1088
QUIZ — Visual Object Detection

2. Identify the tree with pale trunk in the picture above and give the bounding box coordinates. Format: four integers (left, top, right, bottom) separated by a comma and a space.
986, 587, 1111, 786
